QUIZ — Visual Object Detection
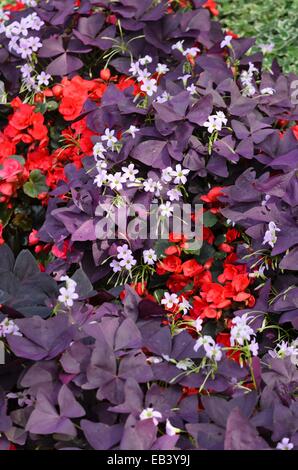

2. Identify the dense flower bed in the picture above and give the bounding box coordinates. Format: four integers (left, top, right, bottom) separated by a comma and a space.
0, 0, 298, 451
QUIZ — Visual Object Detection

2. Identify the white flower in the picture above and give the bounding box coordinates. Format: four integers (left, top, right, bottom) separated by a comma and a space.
159, 201, 174, 218
268, 340, 298, 362
161, 167, 174, 183
27, 36, 42, 52
117, 244, 132, 260
20, 63, 33, 78
194, 318, 203, 333
167, 188, 182, 202
156, 91, 172, 103
6, 391, 34, 407
171, 40, 184, 53
230, 314, 255, 346
25, 0, 38, 6
0, 318, 22, 338
137, 68, 151, 82
17, 38, 33, 59
242, 84, 256, 97
261, 194, 271, 206
140, 78, 157, 97
36, 71, 51, 86
143, 178, 157, 193
183, 47, 200, 57
58, 287, 79, 307
176, 358, 193, 371
101, 128, 118, 149
179, 296, 191, 314
215, 111, 228, 126
204, 343, 222, 362
146, 356, 163, 364
139, 408, 162, 426
220, 35, 233, 48
126, 125, 140, 139
129, 61, 140, 76
108, 172, 126, 191
161, 292, 179, 309
139, 55, 152, 66
260, 43, 274, 54
262, 221, 280, 248
187, 83, 197, 95
260, 87, 275, 95
203, 115, 223, 133
248, 62, 258, 75
121, 163, 139, 182
249, 339, 259, 357
172, 164, 190, 185
27, 12, 44, 30
119, 255, 137, 270
143, 249, 157, 265
143, 179, 162, 196
94, 170, 108, 188
178, 74, 191, 87
60, 275, 77, 291
93, 142, 106, 160
166, 419, 181, 436
156, 63, 169, 74
110, 259, 122, 273
276, 438, 294, 450
240, 70, 253, 86
194, 335, 215, 352
96, 162, 107, 174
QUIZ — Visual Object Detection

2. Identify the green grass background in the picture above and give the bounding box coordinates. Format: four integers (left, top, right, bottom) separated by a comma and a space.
218, 0, 298, 73
0, 0, 297, 72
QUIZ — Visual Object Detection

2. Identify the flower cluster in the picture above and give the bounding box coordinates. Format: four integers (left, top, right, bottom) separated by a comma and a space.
0, 318, 22, 338
58, 276, 79, 308
2, 11, 43, 62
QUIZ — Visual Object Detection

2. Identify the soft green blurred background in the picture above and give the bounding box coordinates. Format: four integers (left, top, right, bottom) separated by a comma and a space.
218, 0, 298, 73
0, 0, 297, 72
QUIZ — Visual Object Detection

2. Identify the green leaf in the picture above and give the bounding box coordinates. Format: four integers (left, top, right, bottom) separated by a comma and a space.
194, 244, 215, 264
23, 170, 49, 198
9, 155, 26, 166
203, 210, 218, 227
46, 100, 59, 112
0, 204, 13, 227
154, 239, 171, 258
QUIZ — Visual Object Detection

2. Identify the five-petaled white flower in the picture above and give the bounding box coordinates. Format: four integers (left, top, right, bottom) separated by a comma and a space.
156, 63, 169, 74
110, 259, 122, 273
161, 292, 179, 309
108, 172, 126, 191
143, 249, 157, 265
172, 164, 190, 185
139, 408, 162, 426
140, 78, 157, 97
122, 163, 139, 182
58, 287, 79, 307
117, 244, 132, 259
159, 201, 174, 217
101, 128, 118, 148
